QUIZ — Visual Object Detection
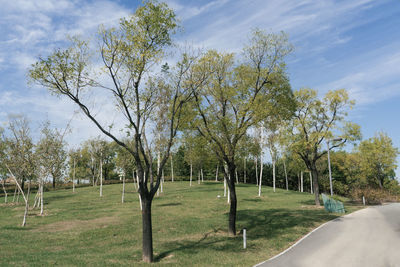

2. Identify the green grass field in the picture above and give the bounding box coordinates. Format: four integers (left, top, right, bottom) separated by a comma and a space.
0, 181, 363, 266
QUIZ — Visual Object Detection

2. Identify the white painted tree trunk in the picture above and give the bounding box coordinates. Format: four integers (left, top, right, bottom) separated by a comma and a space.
122, 174, 125, 203
100, 156, 103, 197
227, 185, 230, 204
23, 181, 31, 225
73, 158, 76, 193
157, 151, 161, 196
309, 171, 313, 194
1, 179, 7, 203
198, 172, 200, 184
244, 158, 246, 184
301, 171, 304, 192
171, 154, 174, 182
235, 169, 239, 184
190, 163, 193, 187
40, 181, 44, 215
224, 177, 227, 197
272, 160, 276, 193
255, 157, 258, 186
6, 166, 29, 226
201, 168, 204, 182
138, 194, 142, 210
161, 170, 164, 193
215, 164, 219, 181
258, 154, 263, 197
283, 160, 288, 190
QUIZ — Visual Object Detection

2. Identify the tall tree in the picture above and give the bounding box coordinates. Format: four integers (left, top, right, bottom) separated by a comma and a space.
29, 2, 193, 262
189, 30, 294, 235
36, 121, 68, 189
358, 132, 398, 189
288, 88, 361, 205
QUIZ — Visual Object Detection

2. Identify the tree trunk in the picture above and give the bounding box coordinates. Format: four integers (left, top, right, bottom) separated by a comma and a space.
224, 177, 227, 197
258, 155, 263, 197
309, 171, 313, 194
227, 163, 237, 236
244, 158, 246, 184
100, 157, 103, 197
311, 166, 320, 206
122, 174, 125, 203
283, 160, 288, 190
171, 155, 174, 182
40, 181, 44, 215
301, 171, 304, 192
201, 168, 204, 182
215, 164, 219, 181
235, 169, 239, 184
255, 158, 258, 186
52, 176, 55, 189
73, 158, 76, 193
272, 160, 276, 192
190, 163, 193, 187
141, 198, 153, 263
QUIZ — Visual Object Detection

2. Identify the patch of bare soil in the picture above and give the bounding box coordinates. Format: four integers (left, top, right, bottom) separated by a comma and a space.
32, 216, 120, 233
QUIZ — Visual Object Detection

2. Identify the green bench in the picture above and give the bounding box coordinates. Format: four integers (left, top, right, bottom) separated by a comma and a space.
321, 193, 345, 213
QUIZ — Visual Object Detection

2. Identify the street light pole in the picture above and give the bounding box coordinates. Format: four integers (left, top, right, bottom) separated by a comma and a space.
327, 140, 333, 196
327, 138, 343, 196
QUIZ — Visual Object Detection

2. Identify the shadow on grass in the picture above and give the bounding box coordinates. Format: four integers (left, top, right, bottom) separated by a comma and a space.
243, 198, 262, 202
156, 208, 337, 262
157, 202, 182, 207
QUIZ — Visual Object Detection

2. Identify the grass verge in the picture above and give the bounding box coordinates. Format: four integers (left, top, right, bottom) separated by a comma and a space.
0, 181, 363, 266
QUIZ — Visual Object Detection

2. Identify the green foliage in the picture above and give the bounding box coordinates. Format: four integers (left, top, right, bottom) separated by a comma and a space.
36, 121, 68, 185
357, 132, 398, 188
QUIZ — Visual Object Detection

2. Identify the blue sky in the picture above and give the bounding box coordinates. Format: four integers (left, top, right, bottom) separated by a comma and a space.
1, 0, 400, 175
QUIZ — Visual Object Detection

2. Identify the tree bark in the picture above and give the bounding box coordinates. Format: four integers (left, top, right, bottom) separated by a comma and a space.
272, 160, 276, 192
227, 163, 237, 236
283, 160, 288, 190
190, 163, 192, 187
244, 158, 246, 184
122, 174, 125, 203
141, 198, 153, 263
73, 158, 76, 193
258, 155, 263, 197
311, 166, 320, 206
301, 171, 304, 192
100, 156, 103, 197
255, 157, 258, 186
215, 164, 219, 181
171, 155, 174, 182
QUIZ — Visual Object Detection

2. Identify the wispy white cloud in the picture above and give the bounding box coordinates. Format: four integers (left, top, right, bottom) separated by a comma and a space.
323, 51, 400, 105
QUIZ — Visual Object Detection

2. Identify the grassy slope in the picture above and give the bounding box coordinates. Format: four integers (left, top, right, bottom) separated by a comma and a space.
0, 181, 362, 266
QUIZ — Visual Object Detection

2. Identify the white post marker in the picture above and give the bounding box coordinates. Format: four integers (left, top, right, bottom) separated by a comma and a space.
243, 228, 247, 249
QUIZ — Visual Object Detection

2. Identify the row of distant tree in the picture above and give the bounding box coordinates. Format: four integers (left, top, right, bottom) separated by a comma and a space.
1, 113, 398, 198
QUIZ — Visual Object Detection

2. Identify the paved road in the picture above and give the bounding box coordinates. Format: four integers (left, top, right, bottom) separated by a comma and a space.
256, 203, 400, 267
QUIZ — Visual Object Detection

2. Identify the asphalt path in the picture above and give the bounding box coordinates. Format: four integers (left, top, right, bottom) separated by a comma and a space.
256, 203, 400, 267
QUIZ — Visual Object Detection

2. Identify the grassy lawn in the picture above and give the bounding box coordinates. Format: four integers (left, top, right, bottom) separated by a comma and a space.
0, 181, 363, 266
